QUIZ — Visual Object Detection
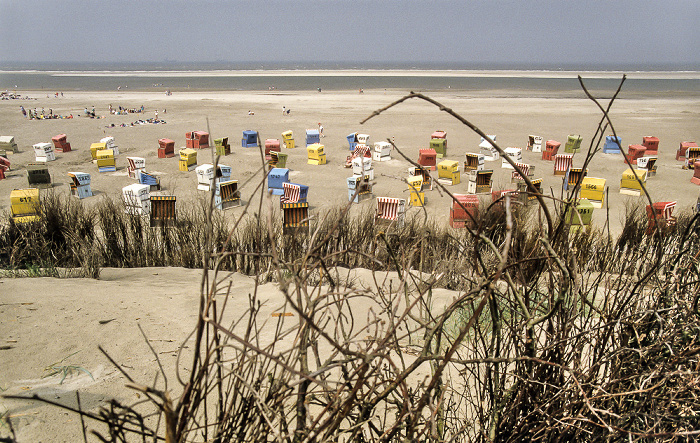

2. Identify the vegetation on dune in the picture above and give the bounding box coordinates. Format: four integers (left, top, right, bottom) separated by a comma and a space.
3, 78, 700, 442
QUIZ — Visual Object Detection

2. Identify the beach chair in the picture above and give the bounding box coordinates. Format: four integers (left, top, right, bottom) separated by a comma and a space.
450, 194, 478, 228
408, 166, 432, 191
241, 130, 258, 148
196, 164, 231, 192
542, 140, 561, 161
690, 162, 700, 185
100, 136, 119, 155
357, 134, 370, 145
218, 180, 241, 209
346, 133, 358, 151
307, 143, 327, 165
527, 135, 543, 152
685, 147, 700, 169
646, 201, 676, 235
282, 130, 295, 149
352, 156, 372, 176
373, 141, 392, 162
564, 134, 582, 153
346, 144, 371, 167
636, 156, 657, 177
138, 170, 161, 191
467, 169, 493, 194
564, 198, 594, 229
564, 167, 588, 191
196, 164, 217, 191
491, 189, 519, 209
407, 175, 424, 195
642, 136, 659, 155
677, 141, 697, 162
282, 202, 310, 234
0, 156, 9, 180
603, 135, 622, 154
418, 148, 437, 171
186, 131, 209, 149
409, 186, 425, 207
464, 153, 485, 172
10, 188, 40, 223
511, 162, 534, 183
620, 168, 647, 196
280, 182, 309, 204
127, 157, 146, 179
96, 149, 116, 172
122, 183, 151, 215
90, 142, 106, 161
305, 129, 320, 147
553, 154, 573, 176
375, 197, 406, 228
268, 167, 290, 196
158, 138, 175, 158
480, 135, 499, 161
517, 178, 543, 204
579, 177, 606, 208
626, 144, 646, 165
218, 165, 232, 182
269, 151, 288, 168
437, 160, 460, 185
52, 134, 71, 153
33, 142, 55, 162
27, 163, 51, 188
265, 139, 281, 160
150, 195, 177, 227
214, 137, 231, 156
430, 138, 447, 158
347, 175, 373, 203
67, 172, 92, 199
0, 136, 18, 153
502, 147, 522, 169
179, 148, 197, 171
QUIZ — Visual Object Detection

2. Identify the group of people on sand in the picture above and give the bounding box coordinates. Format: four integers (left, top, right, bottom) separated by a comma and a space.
21, 105, 72, 120
84, 107, 98, 118
109, 104, 145, 115
3, 90, 32, 100
107, 117, 166, 128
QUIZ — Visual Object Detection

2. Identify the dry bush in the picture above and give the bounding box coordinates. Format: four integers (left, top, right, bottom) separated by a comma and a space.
4, 78, 700, 443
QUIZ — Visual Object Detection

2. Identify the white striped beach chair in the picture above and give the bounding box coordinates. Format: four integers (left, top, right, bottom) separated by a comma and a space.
554, 154, 573, 176
281, 182, 301, 203
375, 197, 406, 228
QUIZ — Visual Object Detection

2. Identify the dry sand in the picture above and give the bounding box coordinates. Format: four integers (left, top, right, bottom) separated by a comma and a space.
1, 77, 700, 440
1, 83, 699, 230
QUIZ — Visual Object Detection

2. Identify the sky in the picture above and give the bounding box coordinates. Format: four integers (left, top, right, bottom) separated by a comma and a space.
1, 0, 699, 68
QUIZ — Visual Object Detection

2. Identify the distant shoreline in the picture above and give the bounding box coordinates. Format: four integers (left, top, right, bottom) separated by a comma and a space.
2, 69, 700, 80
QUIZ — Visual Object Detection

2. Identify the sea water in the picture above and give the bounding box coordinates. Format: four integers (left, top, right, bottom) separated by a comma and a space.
1, 62, 698, 96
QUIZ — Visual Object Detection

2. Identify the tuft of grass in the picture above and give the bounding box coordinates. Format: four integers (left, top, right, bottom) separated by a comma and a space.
42, 351, 94, 385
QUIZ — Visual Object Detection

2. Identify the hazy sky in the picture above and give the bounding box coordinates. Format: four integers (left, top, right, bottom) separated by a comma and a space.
1, 0, 698, 67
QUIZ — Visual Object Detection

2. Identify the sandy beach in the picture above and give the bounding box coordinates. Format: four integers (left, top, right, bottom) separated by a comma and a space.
1, 76, 699, 230
1, 72, 700, 440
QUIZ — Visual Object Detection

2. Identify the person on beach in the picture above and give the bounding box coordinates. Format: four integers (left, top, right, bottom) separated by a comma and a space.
20, 106, 26, 118
318, 123, 324, 137
282, 106, 286, 116
155, 110, 159, 120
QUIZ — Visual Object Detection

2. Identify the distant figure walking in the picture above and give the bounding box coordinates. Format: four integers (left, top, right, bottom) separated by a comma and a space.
318, 123, 324, 137
155, 110, 159, 120
282, 106, 286, 116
